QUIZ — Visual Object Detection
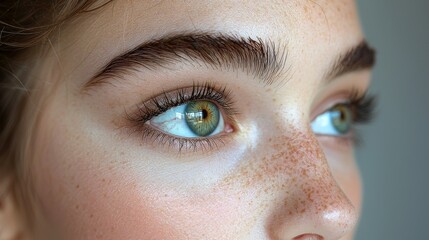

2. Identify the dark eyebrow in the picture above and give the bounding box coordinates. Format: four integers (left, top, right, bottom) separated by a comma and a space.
84, 32, 288, 89
325, 41, 376, 80
84, 33, 375, 90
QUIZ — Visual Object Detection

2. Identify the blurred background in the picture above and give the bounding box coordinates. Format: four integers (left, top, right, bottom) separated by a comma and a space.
355, 0, 429, 239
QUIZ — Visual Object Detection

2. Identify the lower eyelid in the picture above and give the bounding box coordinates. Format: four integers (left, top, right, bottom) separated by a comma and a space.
316, 132, 356, 148
132, 123, 234, 153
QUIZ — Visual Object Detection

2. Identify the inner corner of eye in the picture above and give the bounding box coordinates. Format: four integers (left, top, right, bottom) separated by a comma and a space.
223, 122, 235, 134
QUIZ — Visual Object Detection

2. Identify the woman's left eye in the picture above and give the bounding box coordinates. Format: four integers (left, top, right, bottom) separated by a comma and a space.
311, 103, 353, 136
148, 100, 225, 138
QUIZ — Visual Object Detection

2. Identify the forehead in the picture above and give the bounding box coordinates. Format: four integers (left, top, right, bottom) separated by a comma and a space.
70, 0, 361, 44
55, 0, 362, 88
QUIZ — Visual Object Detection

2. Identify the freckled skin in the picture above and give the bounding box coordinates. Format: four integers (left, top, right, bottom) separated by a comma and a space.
215, 127, 357, 239
24, 0, 368, 239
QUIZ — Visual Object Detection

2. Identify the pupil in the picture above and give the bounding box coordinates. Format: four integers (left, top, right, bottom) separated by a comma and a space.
340, 109, 346, 121
202, 109, 208, 119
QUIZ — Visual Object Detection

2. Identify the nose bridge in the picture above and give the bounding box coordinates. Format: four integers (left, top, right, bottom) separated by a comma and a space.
265, 128, 358, 240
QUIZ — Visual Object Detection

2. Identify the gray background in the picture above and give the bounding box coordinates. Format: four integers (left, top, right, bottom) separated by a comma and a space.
355, 0, 429, 239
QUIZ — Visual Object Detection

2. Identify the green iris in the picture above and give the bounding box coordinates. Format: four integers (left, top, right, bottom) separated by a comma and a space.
330, 104, 353, 134
185, 101, 220, 137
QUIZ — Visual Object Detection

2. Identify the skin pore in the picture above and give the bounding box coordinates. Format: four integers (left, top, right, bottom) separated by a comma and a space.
17, 0, 374, 239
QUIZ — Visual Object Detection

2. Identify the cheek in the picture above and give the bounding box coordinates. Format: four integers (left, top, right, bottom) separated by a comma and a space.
30, 111, 249, 239
335, 163, 362, 212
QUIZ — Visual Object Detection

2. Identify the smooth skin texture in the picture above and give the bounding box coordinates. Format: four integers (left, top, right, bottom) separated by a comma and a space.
21, 0, 372, 239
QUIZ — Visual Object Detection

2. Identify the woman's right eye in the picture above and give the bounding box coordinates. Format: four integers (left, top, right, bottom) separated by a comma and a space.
147, 100, 226, 138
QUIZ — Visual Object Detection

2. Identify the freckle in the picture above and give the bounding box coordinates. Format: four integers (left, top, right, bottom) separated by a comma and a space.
264, 187, 269, 194
75, 204, 79, 210
90, 214, 93, 218
76, 184, 80, 189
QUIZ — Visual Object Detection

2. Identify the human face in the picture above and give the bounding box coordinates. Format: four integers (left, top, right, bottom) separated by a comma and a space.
29, 0, 374, 239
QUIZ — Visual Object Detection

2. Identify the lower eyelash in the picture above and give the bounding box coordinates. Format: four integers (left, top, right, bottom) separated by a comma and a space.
136, 124, 228, 152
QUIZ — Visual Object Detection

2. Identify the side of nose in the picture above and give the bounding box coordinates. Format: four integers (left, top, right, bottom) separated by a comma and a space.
265, 130, 359, 240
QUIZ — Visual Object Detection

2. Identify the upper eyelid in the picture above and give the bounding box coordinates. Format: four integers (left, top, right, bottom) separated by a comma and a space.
313, 95, 375, 124
310, 88, 371, 121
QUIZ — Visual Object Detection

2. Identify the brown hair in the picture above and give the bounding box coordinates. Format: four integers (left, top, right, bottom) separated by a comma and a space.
0, 0, 111, 235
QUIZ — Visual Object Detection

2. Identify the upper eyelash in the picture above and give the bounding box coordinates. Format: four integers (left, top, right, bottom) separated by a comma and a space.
128, 82, 237, 124
333, 89, 376, 146
128, 85, 377, 128
347, 89, 377, 124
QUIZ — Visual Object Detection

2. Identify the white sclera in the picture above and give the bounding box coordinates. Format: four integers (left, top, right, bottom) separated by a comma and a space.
311, 111, 344, 136
149, 103, 225, 138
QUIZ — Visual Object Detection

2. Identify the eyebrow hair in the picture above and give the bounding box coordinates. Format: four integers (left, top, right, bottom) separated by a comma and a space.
325, 41, 376, 80
84, 32, 375, 90
85, 32, 288, 88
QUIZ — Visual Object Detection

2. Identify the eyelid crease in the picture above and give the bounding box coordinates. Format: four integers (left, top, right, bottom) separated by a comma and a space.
322, 88, 376, 125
